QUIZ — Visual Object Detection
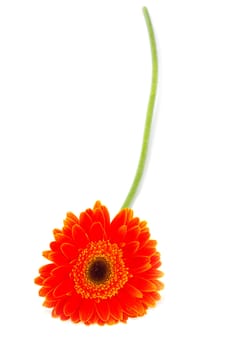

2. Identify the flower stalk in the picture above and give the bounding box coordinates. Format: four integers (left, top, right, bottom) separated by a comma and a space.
121, 7, 158, 209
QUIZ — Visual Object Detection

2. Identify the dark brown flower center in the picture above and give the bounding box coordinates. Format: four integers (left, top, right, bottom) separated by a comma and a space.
87, 257, 111, 284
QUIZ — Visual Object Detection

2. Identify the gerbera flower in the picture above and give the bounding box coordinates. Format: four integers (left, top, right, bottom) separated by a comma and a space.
35, 7, 164, 325
35, 201, 163, 325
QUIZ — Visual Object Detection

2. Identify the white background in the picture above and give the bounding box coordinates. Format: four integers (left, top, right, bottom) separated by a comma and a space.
0, 0, 232, 349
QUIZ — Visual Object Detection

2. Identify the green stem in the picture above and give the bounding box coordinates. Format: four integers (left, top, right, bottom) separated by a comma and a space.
121, 7, 158, 209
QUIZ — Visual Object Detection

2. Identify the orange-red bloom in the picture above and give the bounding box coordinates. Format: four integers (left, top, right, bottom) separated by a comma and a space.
35, 201, 164, 325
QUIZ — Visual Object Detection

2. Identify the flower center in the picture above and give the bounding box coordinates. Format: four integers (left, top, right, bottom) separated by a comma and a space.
72, 240, 129, 301
87, 257, 111, 284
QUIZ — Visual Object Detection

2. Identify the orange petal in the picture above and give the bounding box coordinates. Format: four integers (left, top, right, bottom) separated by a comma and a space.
71, 311, 81, 323
138, 245, 157, 257
85, 311, 99, 325
63, 294, 81, 316
39, 286, 50, 297
89, 222, 105, 241
53, 279, 73, 298
110, 225, 127, 243
79, 299, 94, 323
51, 265, 71, 278
153, 280, 164, 290
122, 241, 140, 255
140, 269, 164, 279
93, 200, 102, 209
117, 289, 137, 314
72, 224, 89, 248
138, 232, 150, 245
67, 212, 79, 224
34, 276, 43, 285
127, 256, 150, 269
92, 205, 110, 235
60, 243, 77, 260
124, 226, 140, 242
53, 228, 63, 240
63, 212, 79, 231
43, 299, 56, 308
95, 300, 110, 322
111, 209, 131, 230
46, 251, 68, 265
80, 211, 93, 232
109, 297, 123, 321
44, 289, 56, 302
93, 207, 106, 228
143, 292, 161, 306
39, 263, 56, 276
50, 241, 60, 251
52, 298, 67, 319
123, 282, 143, 299
43, 275, 63, 287
125, 300, 146, 317
130, 277, 157, 292
127, 217, 140, 229
100, 205, 111, 234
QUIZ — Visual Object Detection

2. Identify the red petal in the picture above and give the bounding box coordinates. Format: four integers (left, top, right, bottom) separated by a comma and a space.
51, 265, 72, 278
130, 277, 157, 292
86, 312, 98, 325
34, 276, 43, 285
117, 289, 137, 314
43, 265, 72, 286
122, 241, 140, 256
100, 205, 111, 236
53, 278, 73, 298
44, 289, 56, 301
138, 246, 156, 257
63, 212, 79, 230
123, 282, 143, 299
126, 256, 150, 268
92, 205, 110, 236
139, 268, 164, 279
53, 228, 63, 240
118, 289, 146, 320
39, 287, 50, 297
71, 311, 81, 323
63, 294, 81, 316
93, 207, 106, 228
109, 297, 123, 321
124, 226, 140, 242
143, 292, 161, 306
124, 300, 146, 317
60, 243, 77, 260
138, 232, 150, 246
43, 299, 56, 308
72, 224, 89, 248
39, 263, 56, 276
79, 299, 94, 323
89, 222, 105, 241
50, 241, 59, 251
52, 298, 67, 319
43, 275, 63, 287
110, 225, 127, 243
43, 250, 68, 265
127, 217, 140, 229
111, 209, 128, 231
67, 212, 79, 224
80, 210, 93, 232
95, 300, 110, 322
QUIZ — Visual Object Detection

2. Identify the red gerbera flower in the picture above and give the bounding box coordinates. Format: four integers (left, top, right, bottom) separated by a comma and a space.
35, 201, 164, 325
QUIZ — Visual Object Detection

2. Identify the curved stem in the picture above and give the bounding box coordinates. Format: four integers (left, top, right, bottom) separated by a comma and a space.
121, 7, 158, 209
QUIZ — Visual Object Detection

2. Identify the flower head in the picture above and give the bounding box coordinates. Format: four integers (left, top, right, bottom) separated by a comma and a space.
35, 201, 164, 325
